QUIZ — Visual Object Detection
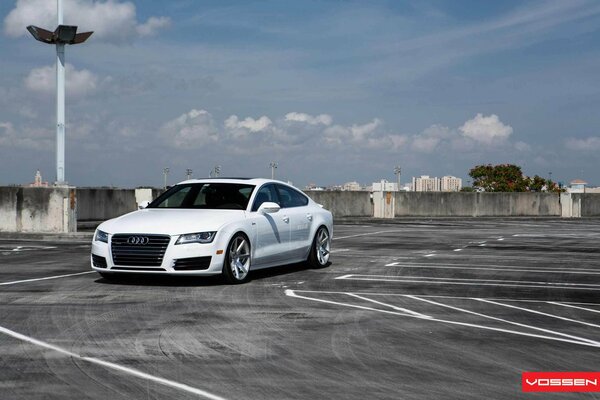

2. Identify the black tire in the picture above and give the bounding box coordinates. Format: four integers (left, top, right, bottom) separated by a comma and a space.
307, 226, 331, 268
222, 233, 252, 284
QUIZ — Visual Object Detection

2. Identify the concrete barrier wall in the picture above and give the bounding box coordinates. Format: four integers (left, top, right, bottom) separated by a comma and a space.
571, 193, 600, 217
77, 188, 137, 221
394, 192, 561, 217
304, 191, 373, 217
0, 187, 76, 233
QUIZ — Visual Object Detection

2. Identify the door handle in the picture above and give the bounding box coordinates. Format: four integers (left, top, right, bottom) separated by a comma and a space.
282, 216, 290, 223
306, 213, 313, 221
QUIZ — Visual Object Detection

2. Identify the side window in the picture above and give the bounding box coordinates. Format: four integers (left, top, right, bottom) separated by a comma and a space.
276, 185, 309, 208
252, 184, 279, 211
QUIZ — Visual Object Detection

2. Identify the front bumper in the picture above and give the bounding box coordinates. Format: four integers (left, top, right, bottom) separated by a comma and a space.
91, 234, 226, 276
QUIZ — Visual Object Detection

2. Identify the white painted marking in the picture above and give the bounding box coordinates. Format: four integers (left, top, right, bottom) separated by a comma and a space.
335, 274, 600, 291
345, 293, 431, 318
383, 263, 600, 275
0, 324, 228, 400
0, 271, 95, 286
424, 254, 435, 257
387, 261, 600, 272
405, 295, 600, 347
333, 230, 404, 240
339, 274, 600, 287
286, 290, 600, 348
290, 289, 600, 306
475, 299, 600, 329
549, 302, 600, 314
453, 249, 463, 252
330, 248, 350, 253
497, 238, 504, 241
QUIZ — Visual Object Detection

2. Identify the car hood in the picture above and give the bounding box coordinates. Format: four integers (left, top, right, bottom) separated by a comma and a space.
98, 209, 246, 236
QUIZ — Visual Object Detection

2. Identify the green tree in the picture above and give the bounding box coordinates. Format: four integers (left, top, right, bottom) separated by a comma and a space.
469, 164, 529, 192
469, 164, 564, 193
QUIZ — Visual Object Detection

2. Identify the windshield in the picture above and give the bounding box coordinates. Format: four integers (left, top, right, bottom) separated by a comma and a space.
148, 183, 255, 210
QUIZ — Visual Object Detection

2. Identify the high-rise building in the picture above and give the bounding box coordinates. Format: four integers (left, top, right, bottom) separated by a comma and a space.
441, 176, 462, 192
412, 175, 440, 192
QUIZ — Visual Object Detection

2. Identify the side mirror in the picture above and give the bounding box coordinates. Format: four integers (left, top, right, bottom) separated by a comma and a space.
258, 201, 280, 214
138, 200, 150, 209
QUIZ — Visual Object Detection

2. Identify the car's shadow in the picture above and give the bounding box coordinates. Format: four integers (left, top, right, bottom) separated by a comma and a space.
94, 261, 331, 287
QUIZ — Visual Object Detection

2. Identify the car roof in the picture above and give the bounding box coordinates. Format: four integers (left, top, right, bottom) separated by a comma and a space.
175, 178, 289, 187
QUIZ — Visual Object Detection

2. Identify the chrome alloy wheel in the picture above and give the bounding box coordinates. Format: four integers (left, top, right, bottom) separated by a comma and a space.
315, 227, 330, 265
229, 235, 250, 281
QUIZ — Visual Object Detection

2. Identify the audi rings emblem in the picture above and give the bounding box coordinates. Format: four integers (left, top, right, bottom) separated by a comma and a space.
127, 236, 149, 245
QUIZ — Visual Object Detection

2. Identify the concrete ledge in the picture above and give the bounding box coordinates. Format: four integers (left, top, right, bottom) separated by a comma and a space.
0, 231, 93, 242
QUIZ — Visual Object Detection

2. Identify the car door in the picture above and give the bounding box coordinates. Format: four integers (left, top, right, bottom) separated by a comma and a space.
249, 184, 291, 267
275, 184, 313, 260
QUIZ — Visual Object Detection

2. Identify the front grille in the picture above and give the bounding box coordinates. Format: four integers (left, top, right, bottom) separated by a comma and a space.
173, 256, 212, 271
111, 267, 166, 271
91, 254, 107, 268
111, 234, 170, 267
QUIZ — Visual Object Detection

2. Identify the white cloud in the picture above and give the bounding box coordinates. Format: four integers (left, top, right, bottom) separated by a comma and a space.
285, 112, 332, 126
160, 109, 218, 149
3, 0, 170, 43
514, 141, 531, 152
224, 115, 272, 133
0, 121, 52, 149
459, 113, 513, 144
136, 16, 171, 37
24, 64, 98, 97
411, 124, 451, 153
565, 136, 600, 151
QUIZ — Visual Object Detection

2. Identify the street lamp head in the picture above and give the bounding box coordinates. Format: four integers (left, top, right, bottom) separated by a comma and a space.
56, 25, 77, 42
26, 24, 93, 45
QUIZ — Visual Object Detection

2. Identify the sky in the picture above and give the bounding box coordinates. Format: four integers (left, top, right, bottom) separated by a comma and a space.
0, 0, 599, 188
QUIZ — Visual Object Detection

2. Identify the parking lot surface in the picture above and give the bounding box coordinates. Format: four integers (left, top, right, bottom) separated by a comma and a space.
0, 218, 599, 399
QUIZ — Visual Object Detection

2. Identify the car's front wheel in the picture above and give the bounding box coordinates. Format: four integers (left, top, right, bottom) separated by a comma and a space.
222, 233, 251, 284
307, 226, 331, 268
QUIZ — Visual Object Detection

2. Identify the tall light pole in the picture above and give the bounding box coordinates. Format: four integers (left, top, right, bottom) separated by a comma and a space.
394, 166, 401, 191
269, 162, 278, 180
163, 167, 169, 189
186, 169, 193, 180
26, 0, 93, 185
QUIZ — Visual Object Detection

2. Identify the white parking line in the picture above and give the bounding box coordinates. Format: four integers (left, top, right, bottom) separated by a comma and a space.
405, 295, 600, 347
549, 302, 600, 314
345, 293, 430, 318
286, 290, 600, 348
333, 230, 404, 240
383, 262, 600, 275
475, 298, 600, 329
0, 271, 95, 286
0, 324, 228, 400
335, 274, 600, 291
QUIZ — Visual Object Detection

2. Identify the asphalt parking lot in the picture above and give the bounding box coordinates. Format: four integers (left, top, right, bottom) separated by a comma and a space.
1, 218, 599, 400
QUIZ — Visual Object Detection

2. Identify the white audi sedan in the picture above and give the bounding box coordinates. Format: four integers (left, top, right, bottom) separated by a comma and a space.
91, 178, 333, 283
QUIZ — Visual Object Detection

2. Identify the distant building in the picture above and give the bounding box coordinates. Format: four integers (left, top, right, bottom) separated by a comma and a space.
441, 176, 462, 192
28, 170, 49, 187
568, 179, 587, 193
372, 179, 398, 192
412, 175, 440, 192
342, 181, 362, 191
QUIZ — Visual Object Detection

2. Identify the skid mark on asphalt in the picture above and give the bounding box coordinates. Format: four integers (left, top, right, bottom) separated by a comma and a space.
286, 290, 600, 348
0, 324, 229, 400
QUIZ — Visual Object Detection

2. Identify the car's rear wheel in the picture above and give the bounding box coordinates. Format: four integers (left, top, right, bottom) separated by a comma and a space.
222, 233, 251, 284
307, 226, 330, 268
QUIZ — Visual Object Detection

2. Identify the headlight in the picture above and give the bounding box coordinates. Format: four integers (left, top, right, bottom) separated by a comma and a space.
175, 231, 216, 245
94, 230, 109, 243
